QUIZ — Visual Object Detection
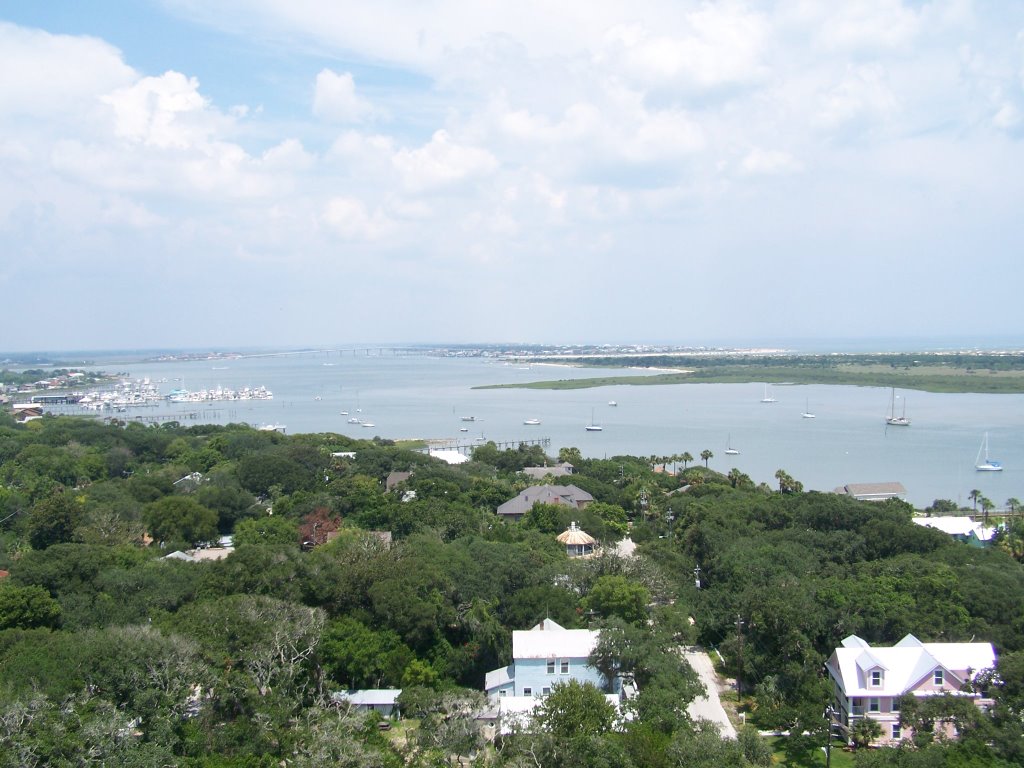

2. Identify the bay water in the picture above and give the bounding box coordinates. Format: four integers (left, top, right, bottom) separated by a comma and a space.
69, 351, 1022, 510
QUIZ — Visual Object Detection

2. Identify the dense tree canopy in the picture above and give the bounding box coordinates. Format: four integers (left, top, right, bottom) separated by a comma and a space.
0, 415, 1021, 765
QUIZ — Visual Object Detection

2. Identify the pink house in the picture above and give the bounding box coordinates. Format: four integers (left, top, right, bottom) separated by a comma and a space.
825, 634, 995, 745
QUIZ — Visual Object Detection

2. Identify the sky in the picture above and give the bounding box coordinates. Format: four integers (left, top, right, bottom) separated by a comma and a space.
1, 1, 1023, 352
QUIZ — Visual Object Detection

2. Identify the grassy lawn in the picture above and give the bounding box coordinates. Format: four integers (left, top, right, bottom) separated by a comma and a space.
767, 735, 857, 768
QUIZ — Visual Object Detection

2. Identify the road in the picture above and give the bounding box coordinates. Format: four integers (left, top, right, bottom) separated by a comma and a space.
682, 648, 737, 739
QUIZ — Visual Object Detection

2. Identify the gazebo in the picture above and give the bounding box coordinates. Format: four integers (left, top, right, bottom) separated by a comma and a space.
557, 522, 597, 558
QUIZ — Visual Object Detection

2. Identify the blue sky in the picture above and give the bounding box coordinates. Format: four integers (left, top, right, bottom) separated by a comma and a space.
2, 1, 1023, 352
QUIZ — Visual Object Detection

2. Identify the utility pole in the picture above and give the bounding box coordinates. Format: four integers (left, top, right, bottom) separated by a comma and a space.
824, 704, 836, 768
735, 614, 745, 702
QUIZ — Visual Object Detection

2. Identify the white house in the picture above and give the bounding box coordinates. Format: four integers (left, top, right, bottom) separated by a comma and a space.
483, 618, 623, 734
332, 689, 402, 717
825, 634, 995, 745
485, 618, 611, 700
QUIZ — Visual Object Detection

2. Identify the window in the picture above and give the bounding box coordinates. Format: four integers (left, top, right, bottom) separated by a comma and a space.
870, 670, 883, 687
499, 690, 506, 697
523, 687, 532, 696
891, 724, 901, 740
869, 698, 880, 713
547, 660, 555, 674
560, 659, 570, 674
933, 669, 944, 687
542, 687, 551, 695
891, 697, 900, 712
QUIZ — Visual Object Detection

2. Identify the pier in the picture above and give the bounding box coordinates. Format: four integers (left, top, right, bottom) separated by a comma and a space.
427, 436, 551, 455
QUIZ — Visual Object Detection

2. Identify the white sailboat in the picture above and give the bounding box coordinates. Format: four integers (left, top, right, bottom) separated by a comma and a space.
885, 388, 910, 426
585, 409, 603, 431
725, 434, 740, 455
801, 398, 816, 419
523, 418, 541, 425
975, 433, 1003, 472
760, 384, 776, 403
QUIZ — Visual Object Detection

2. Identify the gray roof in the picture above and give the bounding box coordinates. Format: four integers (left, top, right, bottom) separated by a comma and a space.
385, 471, 413, 491
496, 484, 595, 518
521, 462, 574, 480
834, 482, 907, 500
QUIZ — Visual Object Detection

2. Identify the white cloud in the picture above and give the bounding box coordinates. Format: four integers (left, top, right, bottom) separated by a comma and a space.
99, 196, 164, 228
804, 0, 922, 52
101, 71, 222, 149
392, 130, 498, 191
816, 63, 897, 131
600, 5, 769, 90
312, 69, 376, 123
739, 148, 801, 176
0, 22, 135, 118
322, 196, 392, 240
260, 138, 315, 172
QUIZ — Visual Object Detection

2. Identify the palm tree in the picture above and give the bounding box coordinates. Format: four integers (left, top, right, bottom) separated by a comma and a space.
681, 452, 693, 470
775, 469, 788, 492
775, 469, 799, 494
981, 496, 995, 529
700, 449, 713, 468
1007, 498, 1021, 517
969, 489, 981, 511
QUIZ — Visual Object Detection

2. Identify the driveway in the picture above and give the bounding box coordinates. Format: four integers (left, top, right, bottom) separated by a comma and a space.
682, 648, 737, 739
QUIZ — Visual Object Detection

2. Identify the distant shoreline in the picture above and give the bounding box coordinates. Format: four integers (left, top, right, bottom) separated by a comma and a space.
473, 352, 1024, 394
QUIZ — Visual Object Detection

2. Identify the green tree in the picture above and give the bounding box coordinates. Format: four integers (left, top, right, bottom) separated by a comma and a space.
144, 495, 218, 545
700, 449, 713, 468
680, 452, 693, 469
0, 583, 61, 629
851, 717, 883, 749
321, 616, 413, 690
968, 489, 981, 511
583, 575, 651, 626
27, 492, 82, 550
534, 679, 616, 737
233, 515, 299, 548
559, 447, 583, 465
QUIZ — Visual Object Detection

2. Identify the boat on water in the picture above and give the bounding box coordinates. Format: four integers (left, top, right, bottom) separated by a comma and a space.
459, 427, 469, 432
347, 417, 361, 424
461, 416, 476, 422
586, 409, 603, 431
523, 418, 541, 425
608, 400, 617, 407
886, 388, 910, 426
725, 434, 740, 455
360, 422, 376, 428
761, 384, 777, 403
976, 432, 1003, 471
801, 398, 816, 419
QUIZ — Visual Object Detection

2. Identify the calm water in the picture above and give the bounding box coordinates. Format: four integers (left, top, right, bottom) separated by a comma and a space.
69, 352, 1023, 509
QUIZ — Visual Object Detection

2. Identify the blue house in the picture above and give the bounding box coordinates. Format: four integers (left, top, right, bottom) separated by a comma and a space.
484, 618, 616, 700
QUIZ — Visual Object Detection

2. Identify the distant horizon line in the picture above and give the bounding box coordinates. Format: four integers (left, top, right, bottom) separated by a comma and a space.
3, 334, 1024, 361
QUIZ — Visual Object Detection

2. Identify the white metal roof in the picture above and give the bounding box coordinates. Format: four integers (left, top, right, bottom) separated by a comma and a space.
333, 689, 402, 706
513, 624, 599, 660
829, 634, 995, 697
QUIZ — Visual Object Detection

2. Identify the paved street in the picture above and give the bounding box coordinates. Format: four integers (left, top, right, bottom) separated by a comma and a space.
682, 648, 737, 739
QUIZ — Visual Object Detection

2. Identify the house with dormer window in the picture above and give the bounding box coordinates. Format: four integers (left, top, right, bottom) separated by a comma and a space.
825, 634, 995, 745
483, 618, 624, 733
